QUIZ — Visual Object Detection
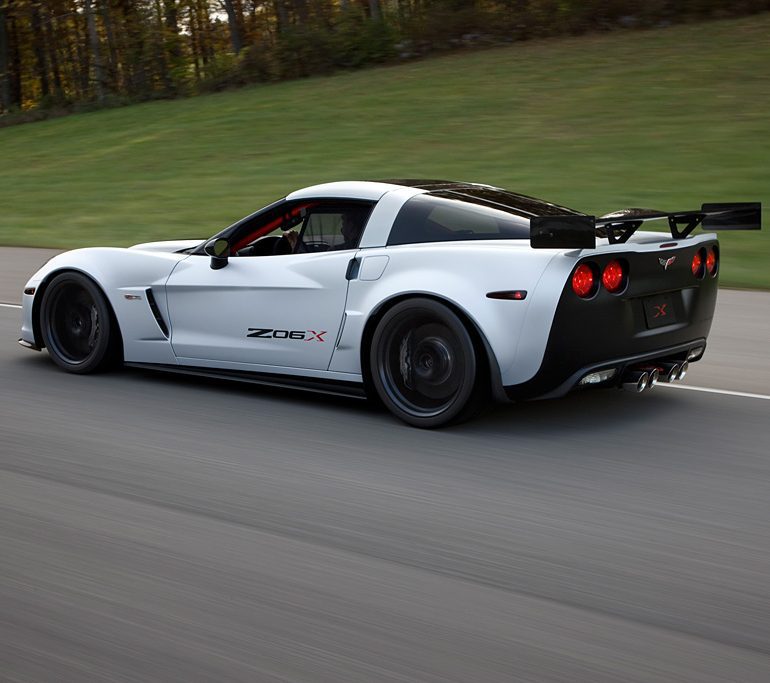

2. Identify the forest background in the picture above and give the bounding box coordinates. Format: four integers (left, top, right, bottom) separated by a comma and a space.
1, 2, 768, 288
1, 0, 768, 121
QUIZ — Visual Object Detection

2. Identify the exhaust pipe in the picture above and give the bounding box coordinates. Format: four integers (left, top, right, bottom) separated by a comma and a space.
623, 361, 686, 392
629, 366, 660, 387
656, 362, 681, 383
622, 370, 651, 393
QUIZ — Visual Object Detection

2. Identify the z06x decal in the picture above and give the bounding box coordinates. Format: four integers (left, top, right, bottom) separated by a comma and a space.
247, 328, 327, 342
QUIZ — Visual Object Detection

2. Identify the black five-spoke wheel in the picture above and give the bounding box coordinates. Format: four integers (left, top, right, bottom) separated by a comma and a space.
370, 298, 485, 427
40, 272, 119, 373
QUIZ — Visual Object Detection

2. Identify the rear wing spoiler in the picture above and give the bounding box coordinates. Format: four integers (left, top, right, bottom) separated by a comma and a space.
530, 202, 761, 249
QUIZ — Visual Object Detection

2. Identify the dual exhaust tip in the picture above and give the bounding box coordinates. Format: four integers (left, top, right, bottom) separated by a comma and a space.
622, 361, 689, 393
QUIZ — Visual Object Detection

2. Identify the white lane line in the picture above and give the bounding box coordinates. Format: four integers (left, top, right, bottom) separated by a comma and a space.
657, 382, 770, 401
0, 302, 22, 309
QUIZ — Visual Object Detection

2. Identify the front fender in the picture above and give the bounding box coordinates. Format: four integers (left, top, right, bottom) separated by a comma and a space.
23, 247, 188, 364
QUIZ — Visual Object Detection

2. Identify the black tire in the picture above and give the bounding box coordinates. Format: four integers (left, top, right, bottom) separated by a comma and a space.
40, 272, 120, 374
369, 298, 485, 428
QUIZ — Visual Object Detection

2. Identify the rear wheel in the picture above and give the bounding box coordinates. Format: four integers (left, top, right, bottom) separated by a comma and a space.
369, 298, 484, 427
40, 272, 119, 373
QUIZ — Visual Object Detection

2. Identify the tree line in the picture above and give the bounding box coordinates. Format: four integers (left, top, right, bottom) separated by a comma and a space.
1, 0, 768, 121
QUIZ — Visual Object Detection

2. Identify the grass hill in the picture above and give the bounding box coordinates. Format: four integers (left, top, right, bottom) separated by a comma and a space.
1, 13, 768, 288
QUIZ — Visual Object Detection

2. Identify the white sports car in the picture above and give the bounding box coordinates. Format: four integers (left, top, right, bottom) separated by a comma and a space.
19, 180, 761, 427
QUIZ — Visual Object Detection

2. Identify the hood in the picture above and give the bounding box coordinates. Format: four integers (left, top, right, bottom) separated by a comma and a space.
128, 239, 203, 253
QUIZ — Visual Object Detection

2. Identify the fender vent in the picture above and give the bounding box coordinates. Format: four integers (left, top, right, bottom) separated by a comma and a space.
145, 288, 169, 337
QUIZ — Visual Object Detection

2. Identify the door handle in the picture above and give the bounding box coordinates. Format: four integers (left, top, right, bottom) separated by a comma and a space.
345, 257, 361, 281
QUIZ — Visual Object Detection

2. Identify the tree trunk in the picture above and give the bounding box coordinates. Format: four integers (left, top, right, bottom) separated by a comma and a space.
0, 2, 10, 112
274, 0, 289, 34
188, 2, 201, 80
119, 0, 149, 98
30, 3, 50, 99
293, 0, 308, 24
369, 0, 381, 21
98, 0, 120, 92
43, 5, 64, 102
196, 0, 213, 64
222, 0, 243, 53
163, 0, 178, 33
8, 13, 20, 107
66, 0, 88, 98
85, 0, 106, 102
152, 0, 173, 93
163, 0, 181, 64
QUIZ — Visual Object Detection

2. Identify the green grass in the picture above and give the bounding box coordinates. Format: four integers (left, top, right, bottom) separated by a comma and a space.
1, 14, 769, 288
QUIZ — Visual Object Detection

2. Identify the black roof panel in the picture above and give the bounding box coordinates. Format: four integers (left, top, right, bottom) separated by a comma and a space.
377, 179, 583, 217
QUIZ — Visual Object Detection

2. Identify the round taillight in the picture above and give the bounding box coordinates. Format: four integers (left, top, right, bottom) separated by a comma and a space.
572, 263, 596, 298
602, 260, 626, 293
691, 249, 704, 278
706, 247, 718, 276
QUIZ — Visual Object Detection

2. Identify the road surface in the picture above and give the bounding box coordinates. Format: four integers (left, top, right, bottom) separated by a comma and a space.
1, 247, 769, 682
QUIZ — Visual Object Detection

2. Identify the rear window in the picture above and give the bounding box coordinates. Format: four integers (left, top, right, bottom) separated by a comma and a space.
387, 193, 531, 246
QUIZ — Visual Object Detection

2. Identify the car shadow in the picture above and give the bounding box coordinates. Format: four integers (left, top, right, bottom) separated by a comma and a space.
124, 362, 688, 438
16, 351, 694, 441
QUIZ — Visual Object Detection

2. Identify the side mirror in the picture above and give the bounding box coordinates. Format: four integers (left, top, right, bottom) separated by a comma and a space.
204, 238, 230, 270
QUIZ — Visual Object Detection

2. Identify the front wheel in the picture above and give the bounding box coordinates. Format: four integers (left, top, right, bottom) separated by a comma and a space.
40, 272, 120, 374
369, 298, 485, 428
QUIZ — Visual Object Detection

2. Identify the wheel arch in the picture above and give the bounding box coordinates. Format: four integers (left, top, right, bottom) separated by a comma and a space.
33, 267, 124, 360
359, 292, 507, 403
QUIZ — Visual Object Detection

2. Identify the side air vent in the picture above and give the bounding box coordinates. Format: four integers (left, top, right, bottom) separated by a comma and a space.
145, 288, 169, 337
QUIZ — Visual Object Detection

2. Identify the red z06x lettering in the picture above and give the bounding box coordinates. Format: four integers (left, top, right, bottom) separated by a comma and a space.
247, 328, 327, 342
653, 304, 668, 318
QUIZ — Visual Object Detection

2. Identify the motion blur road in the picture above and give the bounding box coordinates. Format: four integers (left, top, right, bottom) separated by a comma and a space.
2, 248, 769, 682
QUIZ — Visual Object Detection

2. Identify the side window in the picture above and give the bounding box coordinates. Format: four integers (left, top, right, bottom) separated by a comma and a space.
228, 200, 373, 255
230, 202, 310, 255
387, 193, 530, 246
299, 204, 373, 252
303, 212, 346, 250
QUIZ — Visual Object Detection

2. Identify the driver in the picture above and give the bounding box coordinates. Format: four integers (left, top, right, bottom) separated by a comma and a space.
332, 211, 367, 250
283, 209, 367, 253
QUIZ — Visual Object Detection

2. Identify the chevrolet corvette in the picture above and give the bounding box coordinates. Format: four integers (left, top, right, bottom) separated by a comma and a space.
19, 180, 761, 427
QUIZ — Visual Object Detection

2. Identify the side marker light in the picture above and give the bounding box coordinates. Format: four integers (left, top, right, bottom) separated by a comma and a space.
487, 290, 527, 300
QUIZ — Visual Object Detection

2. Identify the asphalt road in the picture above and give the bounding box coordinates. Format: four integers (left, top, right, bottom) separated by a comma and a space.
2, 248, 770, 682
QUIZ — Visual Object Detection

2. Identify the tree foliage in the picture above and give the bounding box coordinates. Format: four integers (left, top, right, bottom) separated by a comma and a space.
1, 0, 768, 120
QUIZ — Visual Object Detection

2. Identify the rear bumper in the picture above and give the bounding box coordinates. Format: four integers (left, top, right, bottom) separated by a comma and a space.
503, 241, 718, 401
504, 338, 705, 400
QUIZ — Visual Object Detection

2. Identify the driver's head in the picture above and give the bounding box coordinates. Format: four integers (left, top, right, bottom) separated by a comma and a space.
341, 209, 368, 244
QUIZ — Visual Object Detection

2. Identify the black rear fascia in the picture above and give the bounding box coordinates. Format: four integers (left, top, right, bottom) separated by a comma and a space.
504, 242, 719, 400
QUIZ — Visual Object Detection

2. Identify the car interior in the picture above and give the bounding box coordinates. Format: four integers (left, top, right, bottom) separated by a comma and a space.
231, 201, 373, 257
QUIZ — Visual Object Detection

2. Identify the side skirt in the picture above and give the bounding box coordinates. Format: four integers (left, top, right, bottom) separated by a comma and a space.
124, 362, 368, 400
